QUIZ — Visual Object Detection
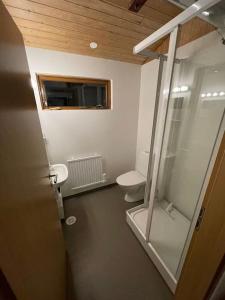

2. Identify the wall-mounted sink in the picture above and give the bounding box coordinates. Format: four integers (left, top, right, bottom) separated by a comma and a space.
50, 164, 68, 188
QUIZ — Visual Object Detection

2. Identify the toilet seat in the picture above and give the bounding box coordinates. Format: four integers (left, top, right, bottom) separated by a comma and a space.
116, 170, 146, 187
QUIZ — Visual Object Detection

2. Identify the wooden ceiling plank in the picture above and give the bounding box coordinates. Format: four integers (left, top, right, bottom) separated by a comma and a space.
67, 0, 161, 30
24, 36, 141, 63
14, 17, 137, 50
4, 0, 150, 40
24, 35, 144, 64
103, 0, 179, 26
27, 0, 157, 34
140, 5, 174, 25
6, 6, 143, 45
145, 0, 181, 18
139, 15, 168, 29
103, 0, 130, 8
16, 17, 158, 55
25, 41, 144, 64
65, 0, 144, 25
19, 26, 141, 57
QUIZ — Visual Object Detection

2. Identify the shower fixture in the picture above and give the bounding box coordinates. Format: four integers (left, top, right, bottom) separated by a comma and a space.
129, 0, 225, 293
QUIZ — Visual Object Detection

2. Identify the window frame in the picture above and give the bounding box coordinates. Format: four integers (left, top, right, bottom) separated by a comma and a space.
36, 74, 111, 110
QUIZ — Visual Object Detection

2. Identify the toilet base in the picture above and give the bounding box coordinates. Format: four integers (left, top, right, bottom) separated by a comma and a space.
124, 186, 145, 202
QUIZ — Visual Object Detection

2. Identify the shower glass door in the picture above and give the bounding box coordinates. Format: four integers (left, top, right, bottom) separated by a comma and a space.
147, 21, 225, 280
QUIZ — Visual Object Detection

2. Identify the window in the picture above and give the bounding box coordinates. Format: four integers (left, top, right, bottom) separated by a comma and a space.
37, 74, 111, 110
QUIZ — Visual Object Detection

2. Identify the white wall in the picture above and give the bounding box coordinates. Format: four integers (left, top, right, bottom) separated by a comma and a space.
26, 47, 141, 196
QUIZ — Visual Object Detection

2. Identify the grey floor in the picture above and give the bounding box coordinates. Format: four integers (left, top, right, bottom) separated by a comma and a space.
63, 185, 173, 300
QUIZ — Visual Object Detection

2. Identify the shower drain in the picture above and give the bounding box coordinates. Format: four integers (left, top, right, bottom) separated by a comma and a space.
65, 216, 77, 226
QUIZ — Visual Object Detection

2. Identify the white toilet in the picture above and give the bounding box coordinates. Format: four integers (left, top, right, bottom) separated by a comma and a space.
116, 151, 149, 202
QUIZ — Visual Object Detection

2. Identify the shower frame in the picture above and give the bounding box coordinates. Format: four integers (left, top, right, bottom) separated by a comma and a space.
126, 0, 224, 293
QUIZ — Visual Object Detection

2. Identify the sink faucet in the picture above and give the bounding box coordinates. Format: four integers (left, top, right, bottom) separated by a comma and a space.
49, 174, 58, 184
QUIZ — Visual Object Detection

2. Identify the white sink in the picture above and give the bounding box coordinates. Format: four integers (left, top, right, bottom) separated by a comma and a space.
50, 164, 68, 188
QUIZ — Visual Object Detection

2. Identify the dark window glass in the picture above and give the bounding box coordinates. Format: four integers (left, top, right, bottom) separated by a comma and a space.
37, 75, 111, 110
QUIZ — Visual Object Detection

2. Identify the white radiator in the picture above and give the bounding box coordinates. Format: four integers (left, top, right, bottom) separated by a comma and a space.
67, 154, 106, 191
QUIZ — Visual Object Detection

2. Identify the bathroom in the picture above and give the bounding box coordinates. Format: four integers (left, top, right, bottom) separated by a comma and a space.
28, 10, 225, 299
1, 0, 225, 300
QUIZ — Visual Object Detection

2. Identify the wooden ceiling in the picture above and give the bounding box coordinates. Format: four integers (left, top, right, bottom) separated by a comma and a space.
3, 0, 215, 64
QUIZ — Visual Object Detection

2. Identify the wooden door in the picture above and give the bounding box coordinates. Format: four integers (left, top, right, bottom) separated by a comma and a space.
175, 133, 225, 300
0, 2, 66, 300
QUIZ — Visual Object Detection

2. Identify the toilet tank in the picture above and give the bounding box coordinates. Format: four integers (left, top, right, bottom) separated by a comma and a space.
136, 151, 150, 177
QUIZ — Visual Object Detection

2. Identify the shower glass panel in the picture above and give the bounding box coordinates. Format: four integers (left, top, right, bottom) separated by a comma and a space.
148, 22, 225, 279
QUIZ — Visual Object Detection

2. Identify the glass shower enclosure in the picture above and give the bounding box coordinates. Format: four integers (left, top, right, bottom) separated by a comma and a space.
127, 0, 225, 293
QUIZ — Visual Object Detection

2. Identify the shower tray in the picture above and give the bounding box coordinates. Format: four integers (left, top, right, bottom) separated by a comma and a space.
126, 203, 190, 292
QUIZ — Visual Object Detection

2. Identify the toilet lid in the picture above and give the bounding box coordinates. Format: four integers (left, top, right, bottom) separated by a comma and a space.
116, 170, 146, 187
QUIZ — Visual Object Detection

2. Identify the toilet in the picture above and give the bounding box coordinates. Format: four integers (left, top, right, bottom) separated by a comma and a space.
116, 151, 149, 202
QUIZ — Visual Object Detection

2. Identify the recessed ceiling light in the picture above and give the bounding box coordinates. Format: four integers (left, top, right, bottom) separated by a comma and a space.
202, 11, 210, 16
90, 42, 98, 49
213, 92, 218, 97
207, 92, 212, 97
